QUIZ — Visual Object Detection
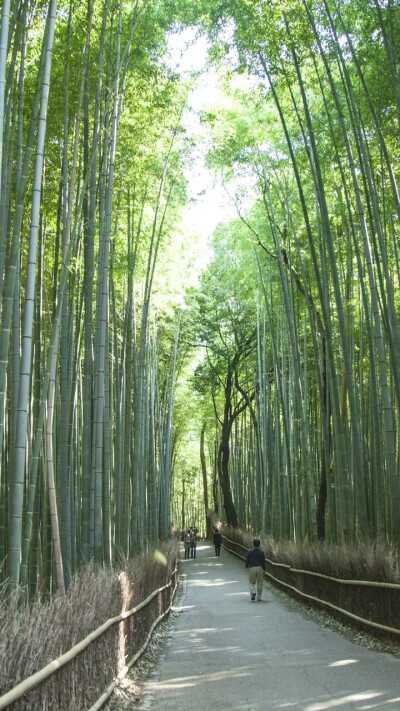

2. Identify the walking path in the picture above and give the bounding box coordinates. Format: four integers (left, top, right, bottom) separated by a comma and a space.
138, 542, 400, 710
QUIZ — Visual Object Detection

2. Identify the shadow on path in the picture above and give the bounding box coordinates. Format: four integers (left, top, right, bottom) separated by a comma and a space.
137, 543, 400, 711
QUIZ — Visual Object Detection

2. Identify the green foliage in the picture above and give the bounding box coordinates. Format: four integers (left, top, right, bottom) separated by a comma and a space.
3, 0, 400, 604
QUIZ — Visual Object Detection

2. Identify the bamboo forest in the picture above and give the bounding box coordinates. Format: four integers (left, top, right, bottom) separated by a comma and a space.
1, 0, 400, 601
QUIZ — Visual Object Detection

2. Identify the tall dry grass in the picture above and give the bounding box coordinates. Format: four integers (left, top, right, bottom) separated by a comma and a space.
264, 538, 400, 583
208, 511, 399, 583
0, 540, 179, 709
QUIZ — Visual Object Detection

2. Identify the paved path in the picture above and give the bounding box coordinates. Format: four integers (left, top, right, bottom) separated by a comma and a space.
138, 543, 400, 710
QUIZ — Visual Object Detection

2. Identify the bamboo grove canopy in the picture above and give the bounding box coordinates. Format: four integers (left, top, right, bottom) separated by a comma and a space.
1, 0, 400, 599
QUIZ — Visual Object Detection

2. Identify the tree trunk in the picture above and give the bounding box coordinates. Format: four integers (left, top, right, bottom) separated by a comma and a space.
200, 423, 211, 537
217, 431, 238, 528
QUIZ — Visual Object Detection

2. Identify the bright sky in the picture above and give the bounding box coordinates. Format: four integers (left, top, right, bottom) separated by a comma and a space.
166, 27, 238, 249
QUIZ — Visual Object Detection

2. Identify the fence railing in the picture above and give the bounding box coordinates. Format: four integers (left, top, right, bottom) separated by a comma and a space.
221, 535, 400, 637
0, 565, 179, 710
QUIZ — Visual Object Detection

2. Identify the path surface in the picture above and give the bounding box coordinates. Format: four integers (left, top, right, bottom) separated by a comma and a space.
138, 543, 400, 710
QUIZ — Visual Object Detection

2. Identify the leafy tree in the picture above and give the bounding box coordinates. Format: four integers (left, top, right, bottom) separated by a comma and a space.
186, 225, 258, 527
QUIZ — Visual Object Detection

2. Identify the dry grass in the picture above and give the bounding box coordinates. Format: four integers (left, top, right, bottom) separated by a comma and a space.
0, 565, 118, 693
209, 511, 400, 584
263, 538, 400, 583
212, 520, 400, 636
0, 540, 179, 710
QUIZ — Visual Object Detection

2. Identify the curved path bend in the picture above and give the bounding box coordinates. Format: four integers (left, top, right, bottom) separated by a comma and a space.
138, 543, 400, 711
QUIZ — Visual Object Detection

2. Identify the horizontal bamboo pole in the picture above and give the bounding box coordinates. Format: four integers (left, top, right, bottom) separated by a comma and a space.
265, 568, 400, 637
221, 536, 400, 636
221, 534, 400, 589
0, 571, 177, 710
88, 571, 179, 711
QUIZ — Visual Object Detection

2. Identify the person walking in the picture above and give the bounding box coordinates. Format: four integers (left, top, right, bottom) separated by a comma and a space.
213, 530, 222, 556
190, 529, 197, 558
184, 530, 191, 559
245, 537, 265, 601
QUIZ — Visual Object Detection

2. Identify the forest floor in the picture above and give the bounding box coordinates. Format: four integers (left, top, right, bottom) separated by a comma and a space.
106, 542, 400, 711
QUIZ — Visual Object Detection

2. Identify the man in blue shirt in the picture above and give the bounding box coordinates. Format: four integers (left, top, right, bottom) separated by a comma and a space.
245, 538, 266, 601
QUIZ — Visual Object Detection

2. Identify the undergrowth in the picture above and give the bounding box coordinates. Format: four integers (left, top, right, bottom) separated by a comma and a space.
208, 511, 400, 583
0, 540, 179, 707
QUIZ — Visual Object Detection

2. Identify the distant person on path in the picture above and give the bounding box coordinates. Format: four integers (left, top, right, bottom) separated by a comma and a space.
184, 531, 191, 559
190, 529, 197, 558
245, 538, 266, 601
213, 530, 222, 556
